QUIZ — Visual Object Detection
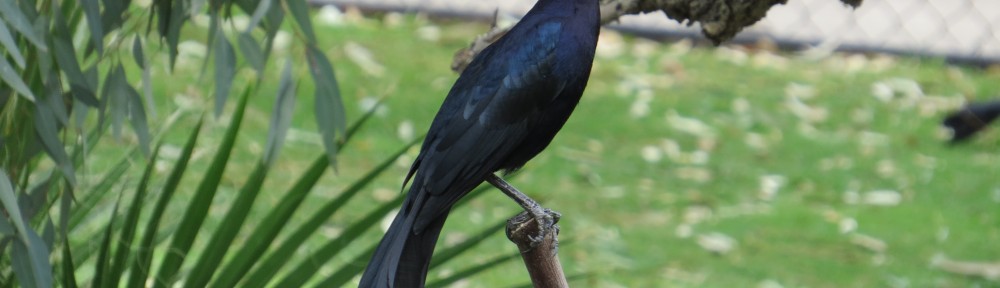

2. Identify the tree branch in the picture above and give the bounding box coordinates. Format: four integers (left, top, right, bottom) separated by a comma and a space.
452, 0, 864, 72
506, 211, 567, 288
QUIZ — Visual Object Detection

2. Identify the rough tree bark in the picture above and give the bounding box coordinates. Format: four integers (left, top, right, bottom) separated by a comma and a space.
452, 0, 864, 72
506, 211, 568, 288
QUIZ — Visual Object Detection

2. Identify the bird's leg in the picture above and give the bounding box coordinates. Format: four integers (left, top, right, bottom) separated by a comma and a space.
485, 174, 560, 249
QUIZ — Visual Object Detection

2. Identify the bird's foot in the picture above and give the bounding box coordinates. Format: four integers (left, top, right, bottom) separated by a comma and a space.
506, 208, 561, 253
526, 208, 560, 249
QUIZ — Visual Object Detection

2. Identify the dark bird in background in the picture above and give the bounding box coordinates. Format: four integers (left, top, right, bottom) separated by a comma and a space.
359, 0, 600, 286
942, 100, 1000, 142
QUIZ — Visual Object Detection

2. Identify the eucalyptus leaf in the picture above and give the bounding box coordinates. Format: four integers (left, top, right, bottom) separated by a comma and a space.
19, 174, 50, 221
81, 0, 103, 56
237, 33, 264, 72
0, 169, 29, 243
0, 21, 26, 68
34, 100, 77, 187
260, 0, 283, 60
44, 71, 69, 127
213, 29, 236, 117
41, 219, 54, 253
0, 218, 11, 235
10, 225, 52, 288
126, 82, 151, 157
245, 0, 271, 33
132, 36, 145, 69
284, 0, 315, 43
0, 0, 47, 51
164, 0, 187, 70
100, 0, 126, 30
141, 52, 156, 119
52, 35, 97, 107
264, 61, 295, 166
0, 54, 35, 102
102, 65, 128, 140
307, 45, 346, 168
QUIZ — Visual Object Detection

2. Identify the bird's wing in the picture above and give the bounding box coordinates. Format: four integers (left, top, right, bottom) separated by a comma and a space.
408, 21, 565, 233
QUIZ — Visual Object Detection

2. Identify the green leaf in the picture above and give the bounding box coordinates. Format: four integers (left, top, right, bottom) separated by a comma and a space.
0, 169, 29, 243
69, 158, 130, 230
132, 36, 145, 69
427, 253, 520, 287
91, 194, 123, 288
100, 0, 126, 31
51, 5, 98, 107
124, 79, 152, 157
284, 0, 315, 43
245, 0, 271, 33
102, 65, 127, 140
208, 156, 329, 288
163, 0, 187, 70
10, 224, 53, 288
263, 60, 295, 166
154, 90, 250, 288
250, 140, 418, 287
0, 216, 12, 235
141, 50, 157, 119
237, 33, 264, 72
0, 53, 35, 102
428, 221, 506, 270
199, 11, 218, 80
0, 0, 47, 51
128, 118, 204, 288
213, 28, 236, 117
61, 234, 79, 288
270, 195, 404, 287
43, 72, 69, 127
315, 244, 378, 287
106, 145, 162, 288
210, 104, 379, 288
34, 98, 77, 187
184, 158, 268, 288
307, 45, 346, 168
259, 1, 283, 60
0, 21, 26, 68
81, 0, 103, 56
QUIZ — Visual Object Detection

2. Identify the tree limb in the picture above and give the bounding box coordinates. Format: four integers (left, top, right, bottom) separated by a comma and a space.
506, 210, 567, 288
452, 0, 864, 72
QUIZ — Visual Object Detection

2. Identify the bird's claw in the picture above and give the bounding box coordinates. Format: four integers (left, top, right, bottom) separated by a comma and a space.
526, 209, 560, 250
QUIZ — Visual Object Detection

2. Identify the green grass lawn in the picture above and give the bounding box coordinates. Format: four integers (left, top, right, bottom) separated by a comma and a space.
87, 11, 1000, 287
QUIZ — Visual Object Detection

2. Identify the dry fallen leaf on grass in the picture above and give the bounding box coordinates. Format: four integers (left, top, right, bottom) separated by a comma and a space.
697, 232, 738, 254
931, 254, 1000, 280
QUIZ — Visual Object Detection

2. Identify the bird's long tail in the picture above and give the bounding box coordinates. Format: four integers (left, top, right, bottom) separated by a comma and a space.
360, 196, 449, 288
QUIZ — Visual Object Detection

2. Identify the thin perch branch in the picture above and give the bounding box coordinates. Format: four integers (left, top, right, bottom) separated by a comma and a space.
506, 210, 568, 288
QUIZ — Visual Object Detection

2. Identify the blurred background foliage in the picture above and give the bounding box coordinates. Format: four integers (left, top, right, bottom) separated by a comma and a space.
0, 0, 504, 287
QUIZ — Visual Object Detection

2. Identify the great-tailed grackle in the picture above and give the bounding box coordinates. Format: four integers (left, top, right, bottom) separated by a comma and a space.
359, 0, 600, 286
942, 100, 1000, 142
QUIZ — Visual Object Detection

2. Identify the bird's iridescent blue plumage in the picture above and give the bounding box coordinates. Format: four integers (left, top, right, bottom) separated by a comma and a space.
360, 0, 600, 286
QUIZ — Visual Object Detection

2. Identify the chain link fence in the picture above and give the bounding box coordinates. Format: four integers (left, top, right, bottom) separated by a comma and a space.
316, 0, 1000, 66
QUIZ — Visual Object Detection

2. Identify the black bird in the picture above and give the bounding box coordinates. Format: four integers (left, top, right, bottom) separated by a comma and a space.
359, 0, 600, 286
942, 100, 1000, 142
